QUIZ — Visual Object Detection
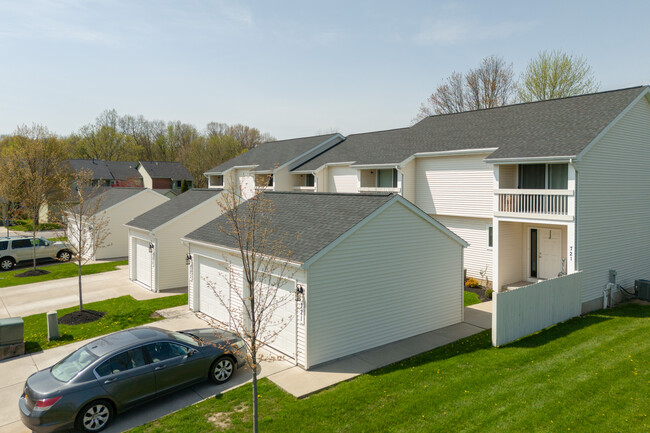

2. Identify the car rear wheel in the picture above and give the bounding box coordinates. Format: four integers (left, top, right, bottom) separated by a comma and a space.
76, 400, 113, 432
0, 257, 15, 271
57, 250, 72, 262
210, 356, 235, 384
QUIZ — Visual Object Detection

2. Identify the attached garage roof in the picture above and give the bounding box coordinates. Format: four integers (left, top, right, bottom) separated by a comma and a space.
125, 188, 222, 231
83, 187, 149, 213
184, 191, 465, 264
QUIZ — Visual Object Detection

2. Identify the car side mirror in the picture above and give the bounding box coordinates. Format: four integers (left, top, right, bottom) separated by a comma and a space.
187, 349, 197, 357
44, 241, 50, 246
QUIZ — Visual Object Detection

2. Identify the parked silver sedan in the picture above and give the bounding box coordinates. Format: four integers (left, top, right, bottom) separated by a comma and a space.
19, 327, 247, 432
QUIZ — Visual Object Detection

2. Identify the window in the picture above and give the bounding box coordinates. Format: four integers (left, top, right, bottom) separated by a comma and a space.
175, 180, 182, 188
377, 169, 398, 188
0, 241, 7, 251
518, 164, 568, 189
145, 342, 189, 363
52, 347, 98, 382
95, 347, 148, 377
211, 175, 224, 187
255, 174, 273, 187
305, 174, 315, 187
487, 225, 493, 249
11, 239, 31, 249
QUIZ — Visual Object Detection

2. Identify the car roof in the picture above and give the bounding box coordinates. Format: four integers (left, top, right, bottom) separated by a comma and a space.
86, 327, 174, 357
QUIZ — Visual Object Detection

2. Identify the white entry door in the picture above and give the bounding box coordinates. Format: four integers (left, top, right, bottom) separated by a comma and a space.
538, 228, 562, 279
198, 257, 231, 325
135, 239, 152, 289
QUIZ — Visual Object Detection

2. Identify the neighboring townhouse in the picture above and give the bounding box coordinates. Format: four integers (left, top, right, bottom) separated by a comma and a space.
66, 188, 169, 260
182, 191, 467, 369
204, 133, 345, 199
136, 161, 194, 190
124, 188, 223, 292
206, 85, 650, 313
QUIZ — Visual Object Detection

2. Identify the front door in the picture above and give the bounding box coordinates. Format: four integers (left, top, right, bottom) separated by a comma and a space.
538, 228, 562, 279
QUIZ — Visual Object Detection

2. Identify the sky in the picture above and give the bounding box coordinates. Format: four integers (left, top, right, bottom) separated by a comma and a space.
0, 0, 648, 140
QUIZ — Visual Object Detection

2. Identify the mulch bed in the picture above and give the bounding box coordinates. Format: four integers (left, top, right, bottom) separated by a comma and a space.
14, 269, 51, 278
465, 286, 492, 302
59, 310, 105, 325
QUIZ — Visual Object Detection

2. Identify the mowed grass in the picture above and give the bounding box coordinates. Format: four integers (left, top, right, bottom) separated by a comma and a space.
132, 302, 650, 433
463, 290, 481, 306
0, 260, 128, 288
23, 294, 188, 353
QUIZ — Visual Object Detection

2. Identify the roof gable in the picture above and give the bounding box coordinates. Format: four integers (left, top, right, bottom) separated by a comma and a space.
137, 161, 193, 180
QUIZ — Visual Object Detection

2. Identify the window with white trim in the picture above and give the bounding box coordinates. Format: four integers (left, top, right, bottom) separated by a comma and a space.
487, 225, 493, 249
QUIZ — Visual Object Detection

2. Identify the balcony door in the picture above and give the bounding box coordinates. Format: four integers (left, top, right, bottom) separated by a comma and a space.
530, 228, 563, 280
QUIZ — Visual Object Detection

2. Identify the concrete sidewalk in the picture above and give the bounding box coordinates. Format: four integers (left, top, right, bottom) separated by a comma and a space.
0, 266, 183, 318
268, 301, 492, 398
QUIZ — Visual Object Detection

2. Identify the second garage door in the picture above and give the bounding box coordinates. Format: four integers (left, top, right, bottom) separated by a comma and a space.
198, 257, 231, 325
134, 238, 152, 289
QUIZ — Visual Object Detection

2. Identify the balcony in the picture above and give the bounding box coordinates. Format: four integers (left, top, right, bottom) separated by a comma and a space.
358, 187, 400, 193
293, 186, 315, 191
494, 189, 574, 221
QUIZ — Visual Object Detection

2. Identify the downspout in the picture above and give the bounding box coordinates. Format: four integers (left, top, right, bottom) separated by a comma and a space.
570, 158, 578, 272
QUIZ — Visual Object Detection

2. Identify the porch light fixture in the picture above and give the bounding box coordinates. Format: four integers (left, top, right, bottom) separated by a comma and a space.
186, 253, 192, 266
148, 242, 154, 253
295, 285, 304, 301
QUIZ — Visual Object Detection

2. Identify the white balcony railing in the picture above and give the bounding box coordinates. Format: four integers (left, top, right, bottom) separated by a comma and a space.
293, 186, 316, 191
495, 189, 573, 218
358, 187, 400, 193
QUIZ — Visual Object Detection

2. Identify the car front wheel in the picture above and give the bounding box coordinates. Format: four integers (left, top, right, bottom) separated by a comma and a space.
57, 250, 72, 262
0, 257, 15, 271
210, 356, 235, 384
76, 400, 113, 432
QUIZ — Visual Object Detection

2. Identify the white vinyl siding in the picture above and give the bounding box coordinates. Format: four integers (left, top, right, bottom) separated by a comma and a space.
237, 169, 256, 200
577, 95, 650, 308
497, 221, 524, 287
400, 159, 416, 202
434, 215, 493, 281
327, 166, 358, 193
137, 165, 153, 189
415, 154, 493, 218
306, 201, 463, 367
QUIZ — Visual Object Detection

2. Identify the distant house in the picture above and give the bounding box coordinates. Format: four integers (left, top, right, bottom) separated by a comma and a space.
66, 188, 169, 260
136, 161, 194, 191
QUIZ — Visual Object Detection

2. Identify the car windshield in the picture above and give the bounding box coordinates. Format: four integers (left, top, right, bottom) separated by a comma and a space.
172, 331, 199, 346
51, 347, 98, 382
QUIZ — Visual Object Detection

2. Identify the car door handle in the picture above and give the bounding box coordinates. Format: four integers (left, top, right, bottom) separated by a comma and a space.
154, 365, 166, 371
104, 378, 117, 384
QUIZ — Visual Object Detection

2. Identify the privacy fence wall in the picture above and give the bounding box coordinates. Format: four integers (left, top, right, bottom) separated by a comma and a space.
492, 272, 582, 346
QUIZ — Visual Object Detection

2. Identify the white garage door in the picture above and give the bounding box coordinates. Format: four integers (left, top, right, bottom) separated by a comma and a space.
134, 238, 152, 289
198, 257, 231, 325
260, 279, 296, 360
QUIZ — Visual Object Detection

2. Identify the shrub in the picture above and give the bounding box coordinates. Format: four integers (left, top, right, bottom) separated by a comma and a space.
485, 288, 493, 299
465, 278, 479, 288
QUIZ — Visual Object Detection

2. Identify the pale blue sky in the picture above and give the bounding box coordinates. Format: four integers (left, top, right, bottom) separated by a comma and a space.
0, 0, 648, 139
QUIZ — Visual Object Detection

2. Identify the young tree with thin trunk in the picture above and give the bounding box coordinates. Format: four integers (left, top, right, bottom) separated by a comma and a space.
414, 55, 516, 122
0, 125, 69, 270
200, 179, 296, 433
60, 170, 111, 311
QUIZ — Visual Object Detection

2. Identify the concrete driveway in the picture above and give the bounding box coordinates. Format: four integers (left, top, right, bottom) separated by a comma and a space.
0, 307, 294, 433
0, 265, 182, 319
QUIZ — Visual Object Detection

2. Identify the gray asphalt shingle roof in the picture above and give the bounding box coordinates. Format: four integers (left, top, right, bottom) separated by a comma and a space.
138, 161, 193, 180
293, 86, 647, 169
206, 134, 343, 173
84, 188, 148, 213
105, 161, 142, 180
183, 191, 395, 263
68, 159, 114, 180
125, 188, 222, 231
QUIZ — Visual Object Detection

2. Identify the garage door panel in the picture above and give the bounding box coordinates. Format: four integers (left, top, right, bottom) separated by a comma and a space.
258, 280, 296, 360
135, 238, 152, 289
198, 258, 231, 325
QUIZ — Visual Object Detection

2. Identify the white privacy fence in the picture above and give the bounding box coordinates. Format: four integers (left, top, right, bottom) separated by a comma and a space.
492, 272, 582, 347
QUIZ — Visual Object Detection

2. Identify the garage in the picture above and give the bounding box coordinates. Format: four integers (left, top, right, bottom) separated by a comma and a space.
197, 257, 231, 324
134, 238, 152, 288
183, 191, 467, 369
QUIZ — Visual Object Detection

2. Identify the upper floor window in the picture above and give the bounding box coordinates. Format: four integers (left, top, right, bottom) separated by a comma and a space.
210, 175, 224, 187
518, 163, 567, 190
305, 174, 315, 187
377, 169, 398, 188
255, 174, 273, 187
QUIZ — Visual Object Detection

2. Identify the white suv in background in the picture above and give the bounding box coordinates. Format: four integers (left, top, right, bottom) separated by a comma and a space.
0, 237, 72, 271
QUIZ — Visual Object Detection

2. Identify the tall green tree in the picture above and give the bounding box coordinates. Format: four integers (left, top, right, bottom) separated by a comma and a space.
180, 134, 244, 187
518, 50, 599, 102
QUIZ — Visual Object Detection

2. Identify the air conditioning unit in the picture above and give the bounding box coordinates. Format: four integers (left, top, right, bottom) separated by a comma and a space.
634, 279, 650, 301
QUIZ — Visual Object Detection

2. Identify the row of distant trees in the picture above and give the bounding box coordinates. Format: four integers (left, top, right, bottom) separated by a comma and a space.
0, 114, 275, 188
414, 50, 600, 121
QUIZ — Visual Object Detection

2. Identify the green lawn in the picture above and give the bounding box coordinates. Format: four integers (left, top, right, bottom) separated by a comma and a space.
463, 290, 481, 306
9, 218, 61, 231
132, 303, 650, 433
0, 260, 128, 288
23, 294, 188, 353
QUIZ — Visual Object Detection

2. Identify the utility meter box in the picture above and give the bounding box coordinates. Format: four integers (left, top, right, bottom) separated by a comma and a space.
635, 279, 650, 301
0, 317, 24, 346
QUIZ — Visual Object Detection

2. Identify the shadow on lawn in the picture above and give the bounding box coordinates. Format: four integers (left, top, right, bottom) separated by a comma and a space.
25, 334, 75, 354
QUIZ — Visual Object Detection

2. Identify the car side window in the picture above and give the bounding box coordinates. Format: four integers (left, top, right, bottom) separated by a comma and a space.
145, 342, 190, 363
95, 347, 148, 377
0, 241, 7, 251
36, 238, 48, 247
11, 239, 31, 249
